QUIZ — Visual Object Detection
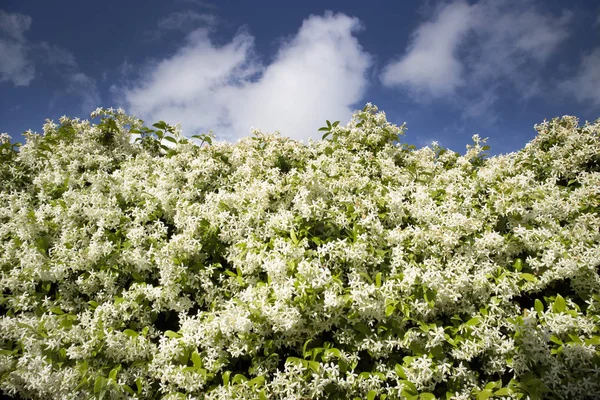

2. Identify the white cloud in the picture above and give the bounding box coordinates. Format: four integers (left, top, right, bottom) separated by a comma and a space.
0, 8, 97, 107
175, 0, 215, 9
49, 72, 101, 115
559, 47, 600, 107
0, 9, 100, 114
67, 73, 101, 114
0, 9, 31, 41
380, 0, 571, 116
118, 12, 372, 143
468, 0, 571, 86
460, 86, 499, 122
380, 0, 472, 98
158, 11, 217, 32
144, 10, 218, 41
36, 42, 78, 69
0, 38, 34, 86
0, 9, 34, 86
117, 59, 135, 79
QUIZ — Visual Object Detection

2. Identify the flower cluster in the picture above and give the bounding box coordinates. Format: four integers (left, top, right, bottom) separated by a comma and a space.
0, 104, 599, 399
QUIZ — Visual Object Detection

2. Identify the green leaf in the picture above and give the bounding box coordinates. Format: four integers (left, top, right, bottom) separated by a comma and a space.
318, 127, 330, 132
375, 272, 382, 288
494, 388, 511, 396
135, 377, 143, 395
259, 390, 268, 400
307, 360, 320, 372
153, 121, 168, 130
108, 364, 121, 380
324, 348, 343, 360
326, 120, 332, 128
424, 289, 435, 307
123, 329, 138, 338
520, 273, 536, 282
94, 377, 106, 394
553, 295, 566, 313
359, 272, 373, 284
367, 390, 377, 400
332, 121, 340, 127
395, 364, 406, 379
163, 136, 177, 144
286, 357, 305, 367
353, 322, 371, 336
385, 304, 396, 317
513, 258, 523, 271
420, 393, 436, 400
400, 380, 419, 396
232, 373, 248, 384
549, 335, 563, 345
290, 228, 298, 245
165, 330, 181, 339
222, 370, 232, 386
303, 339, 313, 359
49, 307, 64, 315
534, 299, 544, 313
585, 336, 600, 346
476, 389, 493, 400
465, 317, 481, 326
248, 375, 265, 387
191, 351, 202, 368
121, 384, 135, 395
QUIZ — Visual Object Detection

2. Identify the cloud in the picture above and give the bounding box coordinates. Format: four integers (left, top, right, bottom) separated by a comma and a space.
145, 10, 218, 41
36, 42, 78, 69
175, 0, 216, 9
460, 86, 500, 122
49, 71, 102, 115
68, 73, 101, 114
559, 47, 600, 107
158, 11, 217, 32
467, 0, 571, 87
0, 39, 34, 86
0, 9, 34, 86
0, 8, 99, 111
380, 0, 571, 116
380, 0, 472, 98
0, 9, 31, 41
118, 12, 372, 143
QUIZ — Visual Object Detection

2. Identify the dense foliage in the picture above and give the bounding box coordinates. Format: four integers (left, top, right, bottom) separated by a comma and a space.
0, 104, 599, 399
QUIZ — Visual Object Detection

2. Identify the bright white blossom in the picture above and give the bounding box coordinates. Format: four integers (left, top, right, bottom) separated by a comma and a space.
0, 106, 599, 399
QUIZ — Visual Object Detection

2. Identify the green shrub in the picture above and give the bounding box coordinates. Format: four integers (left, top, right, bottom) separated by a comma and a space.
0, 104, 599, 399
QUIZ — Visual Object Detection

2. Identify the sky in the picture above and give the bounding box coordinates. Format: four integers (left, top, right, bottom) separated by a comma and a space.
1, 0, 599, 156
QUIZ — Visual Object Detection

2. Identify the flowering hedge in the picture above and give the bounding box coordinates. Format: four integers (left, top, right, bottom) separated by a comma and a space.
0, 104, 599, 400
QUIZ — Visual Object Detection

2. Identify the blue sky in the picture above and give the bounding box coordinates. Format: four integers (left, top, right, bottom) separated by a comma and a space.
1, 0, 599, 156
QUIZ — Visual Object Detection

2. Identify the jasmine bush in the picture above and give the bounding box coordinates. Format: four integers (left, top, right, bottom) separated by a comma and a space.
0, 104, 599, 400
